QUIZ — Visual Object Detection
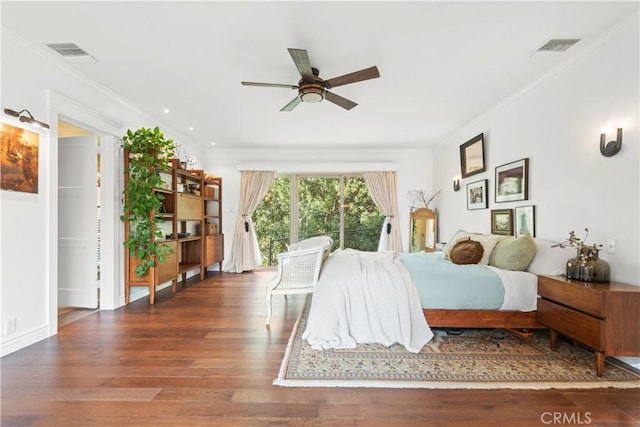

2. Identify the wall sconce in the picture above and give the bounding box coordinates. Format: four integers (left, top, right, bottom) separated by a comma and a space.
453, 177, 460, 192
600, 128, 622, 157
3, 108, 50, 129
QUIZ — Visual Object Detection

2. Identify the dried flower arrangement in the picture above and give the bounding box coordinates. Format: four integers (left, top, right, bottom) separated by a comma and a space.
552, 228, 603, 260
408, 189, 441, 211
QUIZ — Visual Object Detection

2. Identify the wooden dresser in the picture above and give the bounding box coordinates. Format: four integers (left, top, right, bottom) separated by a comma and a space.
537, 275, 640, 376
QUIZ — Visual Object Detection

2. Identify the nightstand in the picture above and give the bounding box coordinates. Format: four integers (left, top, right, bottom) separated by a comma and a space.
537, 275, 640, 376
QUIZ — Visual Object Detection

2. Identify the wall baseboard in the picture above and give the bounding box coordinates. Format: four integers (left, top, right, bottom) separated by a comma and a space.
1, 325, 50, 357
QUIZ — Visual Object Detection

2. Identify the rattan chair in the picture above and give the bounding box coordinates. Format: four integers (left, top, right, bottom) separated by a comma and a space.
286, 235, 333, 253
265, 236, 333, 326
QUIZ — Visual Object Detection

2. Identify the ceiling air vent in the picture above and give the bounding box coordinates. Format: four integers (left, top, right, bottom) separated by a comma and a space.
45, 42, 96, 63
536, 38, 581, 53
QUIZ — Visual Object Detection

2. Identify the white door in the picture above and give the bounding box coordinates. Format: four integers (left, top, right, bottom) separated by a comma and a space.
58, 136, 99, 308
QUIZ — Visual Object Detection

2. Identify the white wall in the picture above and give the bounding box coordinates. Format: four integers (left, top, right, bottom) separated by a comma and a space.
432, 16, 639, 285
203, 147, 433, 261
1, 30, 203, 355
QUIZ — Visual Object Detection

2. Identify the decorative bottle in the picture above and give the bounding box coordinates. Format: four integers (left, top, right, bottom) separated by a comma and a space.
566, 248, 610, 282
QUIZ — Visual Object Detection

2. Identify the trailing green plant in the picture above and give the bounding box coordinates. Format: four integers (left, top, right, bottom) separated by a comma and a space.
120, 127, 175, 276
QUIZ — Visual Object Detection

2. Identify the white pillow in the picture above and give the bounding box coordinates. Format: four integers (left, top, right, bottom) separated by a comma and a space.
444, 231, 504, 265
441, 229, 468, 254
526, 238, 576, 276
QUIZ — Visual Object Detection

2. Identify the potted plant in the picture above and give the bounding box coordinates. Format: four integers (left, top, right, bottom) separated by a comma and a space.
120, 127, 175, 276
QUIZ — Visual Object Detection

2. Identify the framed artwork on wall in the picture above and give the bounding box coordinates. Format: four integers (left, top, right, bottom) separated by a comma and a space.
459, 133, 485, 178
466, 179, 488, 210
495, 158, 529, 203
1, 121, 39, 193
515, 205, 535, 238
491, 208, 513, 235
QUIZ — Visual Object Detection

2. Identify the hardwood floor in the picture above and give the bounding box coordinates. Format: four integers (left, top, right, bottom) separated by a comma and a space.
58, 307, 100, 328
2, 270, 639, 426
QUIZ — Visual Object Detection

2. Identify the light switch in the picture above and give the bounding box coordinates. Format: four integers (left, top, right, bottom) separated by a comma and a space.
606, 239, 616, 254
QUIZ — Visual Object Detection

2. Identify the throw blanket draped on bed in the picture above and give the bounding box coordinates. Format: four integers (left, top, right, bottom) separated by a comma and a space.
302, 249, 433, 353
399, 252, 538, 311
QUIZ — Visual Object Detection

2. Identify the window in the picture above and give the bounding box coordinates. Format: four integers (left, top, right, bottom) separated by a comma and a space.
253, 176, 290, 266
254, 175, 383, 265
342, 176, 383, 251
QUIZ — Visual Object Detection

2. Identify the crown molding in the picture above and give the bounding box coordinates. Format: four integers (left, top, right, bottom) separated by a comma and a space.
236, 162, 398, 173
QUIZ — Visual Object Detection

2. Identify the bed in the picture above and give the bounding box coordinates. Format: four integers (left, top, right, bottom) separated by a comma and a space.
400, 251, 542, 329
302, 232, 576, 353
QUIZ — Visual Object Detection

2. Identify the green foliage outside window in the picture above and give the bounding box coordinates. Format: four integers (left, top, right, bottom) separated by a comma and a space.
253, 176, 291, 264
253, 176, 384, 265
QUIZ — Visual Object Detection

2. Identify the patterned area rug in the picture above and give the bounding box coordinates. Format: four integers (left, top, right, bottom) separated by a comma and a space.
274, 298, 640, 389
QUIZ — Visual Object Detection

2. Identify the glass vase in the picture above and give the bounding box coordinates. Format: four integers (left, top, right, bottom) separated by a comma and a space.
566, 248, 610, 282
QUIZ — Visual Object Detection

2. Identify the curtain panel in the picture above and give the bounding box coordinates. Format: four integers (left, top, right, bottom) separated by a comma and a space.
224, 171, 275, 273
362, 171, 403, 252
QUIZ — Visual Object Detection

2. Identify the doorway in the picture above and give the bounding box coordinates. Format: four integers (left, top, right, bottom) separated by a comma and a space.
57, 120, 100, 324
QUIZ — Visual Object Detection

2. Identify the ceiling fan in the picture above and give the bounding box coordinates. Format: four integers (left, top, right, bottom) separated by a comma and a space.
241, 48, 380, 111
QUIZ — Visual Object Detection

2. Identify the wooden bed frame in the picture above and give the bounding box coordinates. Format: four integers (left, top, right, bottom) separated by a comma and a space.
423, 309, 544, 329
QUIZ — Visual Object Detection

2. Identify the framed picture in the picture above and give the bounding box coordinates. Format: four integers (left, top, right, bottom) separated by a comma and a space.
460, 133, 485, 178
495, 158, 529, 203
514, 205, 535, 238
491, 209, 513, 235
1, 122, 39, 193
466, 179, 488, 210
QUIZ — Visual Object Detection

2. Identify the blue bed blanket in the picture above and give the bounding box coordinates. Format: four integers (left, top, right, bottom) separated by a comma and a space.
400, 252, 504, 310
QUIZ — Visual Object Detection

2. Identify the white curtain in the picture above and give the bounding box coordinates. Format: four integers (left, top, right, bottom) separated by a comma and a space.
362, 171, 403, 252
224, 171, 275, 273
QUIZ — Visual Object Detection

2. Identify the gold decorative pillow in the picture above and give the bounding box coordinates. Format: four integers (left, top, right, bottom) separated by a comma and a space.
449, 239, 484, 265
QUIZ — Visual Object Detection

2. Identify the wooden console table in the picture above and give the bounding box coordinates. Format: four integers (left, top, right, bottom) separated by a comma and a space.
537, 275, 640, 376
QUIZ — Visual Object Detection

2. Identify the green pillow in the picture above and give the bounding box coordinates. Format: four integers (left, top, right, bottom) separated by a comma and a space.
489, 234, 537, 271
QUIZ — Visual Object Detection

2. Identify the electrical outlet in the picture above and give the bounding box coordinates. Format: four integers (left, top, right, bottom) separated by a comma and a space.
606, 239, 616, 254
5, 318, 16, 335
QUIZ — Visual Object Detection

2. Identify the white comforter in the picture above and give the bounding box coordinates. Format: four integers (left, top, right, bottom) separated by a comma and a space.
302, 249, 433, 353
487, 266, 539, 311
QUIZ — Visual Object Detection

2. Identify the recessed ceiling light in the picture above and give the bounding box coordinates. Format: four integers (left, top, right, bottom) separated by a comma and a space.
189, 127, 194, 131
163, 108, 170, 113
211, 142, 216, 146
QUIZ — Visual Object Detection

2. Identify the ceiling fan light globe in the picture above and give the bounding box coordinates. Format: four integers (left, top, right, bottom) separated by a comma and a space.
299, 92, 324, 103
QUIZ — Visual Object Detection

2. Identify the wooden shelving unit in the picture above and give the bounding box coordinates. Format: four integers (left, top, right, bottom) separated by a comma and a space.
203, 176, 224, 274
123, 157, 224, 304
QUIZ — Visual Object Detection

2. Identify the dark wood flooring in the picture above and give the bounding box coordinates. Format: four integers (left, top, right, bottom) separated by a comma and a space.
2, 270, 639, 426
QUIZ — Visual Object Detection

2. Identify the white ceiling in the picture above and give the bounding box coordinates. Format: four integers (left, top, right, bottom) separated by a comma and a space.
2, 1, 638, 150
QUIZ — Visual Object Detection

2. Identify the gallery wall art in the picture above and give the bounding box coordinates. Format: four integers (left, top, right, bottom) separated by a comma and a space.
1, 122, 39, 193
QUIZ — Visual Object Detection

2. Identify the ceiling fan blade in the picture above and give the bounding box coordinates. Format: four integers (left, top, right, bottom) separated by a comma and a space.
288, 48, 315, 83
324, 66, 380, 89
325, 91, 358, 110
241, 81, 297, 89
280, 96, 302, 112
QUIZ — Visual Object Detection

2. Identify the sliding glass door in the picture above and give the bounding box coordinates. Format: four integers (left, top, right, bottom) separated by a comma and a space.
254, 174, 383, 265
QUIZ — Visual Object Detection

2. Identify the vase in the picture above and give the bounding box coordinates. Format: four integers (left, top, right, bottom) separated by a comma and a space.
566, 248, 610, 282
